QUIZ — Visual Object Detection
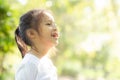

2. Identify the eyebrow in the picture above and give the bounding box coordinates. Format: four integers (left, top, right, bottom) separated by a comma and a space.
46, 19, 55, 23
47, 19, 52, 21
46, 20, 51, 22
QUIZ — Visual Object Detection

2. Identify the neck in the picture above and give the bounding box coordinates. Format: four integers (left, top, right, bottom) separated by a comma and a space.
30, 44, 51, 59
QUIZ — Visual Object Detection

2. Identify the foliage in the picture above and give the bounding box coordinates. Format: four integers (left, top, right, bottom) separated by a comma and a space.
0, 0, 15, 79
0, 0, 14, 53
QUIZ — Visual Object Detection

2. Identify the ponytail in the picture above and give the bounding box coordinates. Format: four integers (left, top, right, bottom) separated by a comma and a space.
15, 28, 28, 58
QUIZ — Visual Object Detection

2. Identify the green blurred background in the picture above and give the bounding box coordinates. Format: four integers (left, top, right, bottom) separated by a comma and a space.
1, 0, 120, 80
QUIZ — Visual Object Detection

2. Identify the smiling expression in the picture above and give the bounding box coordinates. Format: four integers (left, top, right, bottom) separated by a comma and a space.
36, 12, 59, 47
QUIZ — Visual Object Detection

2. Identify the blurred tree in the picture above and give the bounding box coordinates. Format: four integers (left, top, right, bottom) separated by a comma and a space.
0, 0, 15, 79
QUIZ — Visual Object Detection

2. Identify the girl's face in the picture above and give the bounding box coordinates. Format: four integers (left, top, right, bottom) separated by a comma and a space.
36, 12, 59, 47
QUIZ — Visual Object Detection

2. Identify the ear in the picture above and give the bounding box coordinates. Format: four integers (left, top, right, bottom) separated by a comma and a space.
26, 29, 36, 39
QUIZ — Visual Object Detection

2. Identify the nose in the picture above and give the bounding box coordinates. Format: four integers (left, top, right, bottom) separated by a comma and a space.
53, 23, 57, 31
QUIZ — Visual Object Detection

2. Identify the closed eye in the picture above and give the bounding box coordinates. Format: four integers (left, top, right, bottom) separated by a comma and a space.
46, 23, 51, 25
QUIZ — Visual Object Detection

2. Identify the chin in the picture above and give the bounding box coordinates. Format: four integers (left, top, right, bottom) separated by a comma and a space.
48, 39, 59, 48
54, 39, 59, 45
55, 41, 59, 45
51, 41, 59, 47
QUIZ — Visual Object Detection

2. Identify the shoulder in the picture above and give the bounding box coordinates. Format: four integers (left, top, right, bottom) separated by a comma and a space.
15, 62, 38, 80
16, 53, 40, 74
15, 54, 39, 80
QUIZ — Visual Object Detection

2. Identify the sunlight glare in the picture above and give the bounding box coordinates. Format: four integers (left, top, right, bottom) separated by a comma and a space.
94, 0, 109, 11
18, 0, 27, 5
46, 1, 52, 7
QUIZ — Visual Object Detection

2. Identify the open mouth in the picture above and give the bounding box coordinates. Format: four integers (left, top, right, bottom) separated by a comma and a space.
51, 32, 59, 39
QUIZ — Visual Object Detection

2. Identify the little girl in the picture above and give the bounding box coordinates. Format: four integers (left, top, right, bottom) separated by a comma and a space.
15, 9, 59, 80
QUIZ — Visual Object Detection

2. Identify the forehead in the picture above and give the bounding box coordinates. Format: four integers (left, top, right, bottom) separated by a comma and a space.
42, 12, 54, 22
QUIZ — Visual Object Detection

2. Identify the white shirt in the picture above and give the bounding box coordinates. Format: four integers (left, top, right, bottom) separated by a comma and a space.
15, 53, 57, 80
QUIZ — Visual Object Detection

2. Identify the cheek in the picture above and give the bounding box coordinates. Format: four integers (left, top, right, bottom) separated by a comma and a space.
38, 26, 52, 39
37, 27, 45, 37
40, 30, 51, 39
